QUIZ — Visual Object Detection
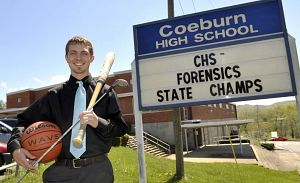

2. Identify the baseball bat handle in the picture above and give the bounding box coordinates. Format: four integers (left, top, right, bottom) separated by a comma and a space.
72, 124, 86, 146
72, 52, 115, 147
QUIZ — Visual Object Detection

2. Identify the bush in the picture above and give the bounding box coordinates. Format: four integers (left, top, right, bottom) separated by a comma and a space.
261, 142, 274, 150
112, 134, 130, 147
120, 134, 129, 146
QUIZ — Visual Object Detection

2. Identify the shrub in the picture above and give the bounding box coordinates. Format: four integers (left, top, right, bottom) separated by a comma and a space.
260, 142, 274, 150
121, 134, 129, 146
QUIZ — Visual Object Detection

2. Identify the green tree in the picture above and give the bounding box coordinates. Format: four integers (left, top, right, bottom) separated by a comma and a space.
285, 104, 299, 138
0, 100, 6, 109
237, 101, 300, 140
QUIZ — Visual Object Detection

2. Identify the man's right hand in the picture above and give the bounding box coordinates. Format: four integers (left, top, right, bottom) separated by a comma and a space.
12, 148, 36, 172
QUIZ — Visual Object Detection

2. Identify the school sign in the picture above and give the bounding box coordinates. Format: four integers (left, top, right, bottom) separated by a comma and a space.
133, 0, 296, 111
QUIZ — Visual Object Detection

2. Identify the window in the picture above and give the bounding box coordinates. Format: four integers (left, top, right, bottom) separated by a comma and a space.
182, 107, 189, 120
17, 97, 22, 103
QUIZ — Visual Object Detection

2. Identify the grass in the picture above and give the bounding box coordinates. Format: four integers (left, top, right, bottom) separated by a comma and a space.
2, 147, 300, 183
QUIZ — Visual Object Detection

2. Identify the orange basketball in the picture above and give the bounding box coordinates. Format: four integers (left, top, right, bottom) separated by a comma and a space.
21, 121, 62, 163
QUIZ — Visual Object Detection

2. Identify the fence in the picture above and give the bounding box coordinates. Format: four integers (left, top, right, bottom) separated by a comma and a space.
0, 162, 19, 176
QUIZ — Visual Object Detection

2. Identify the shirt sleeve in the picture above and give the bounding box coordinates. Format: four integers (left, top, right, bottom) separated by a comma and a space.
7, 93, 53, 154
95, 89, 129, 137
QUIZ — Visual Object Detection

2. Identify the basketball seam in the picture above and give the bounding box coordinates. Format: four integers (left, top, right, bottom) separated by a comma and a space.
28, 141, 62, 152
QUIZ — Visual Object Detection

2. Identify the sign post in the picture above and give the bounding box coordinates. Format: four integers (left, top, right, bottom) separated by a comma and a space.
132, 61, 147, 183
168, 0, 184, 179
288, 36, 300, 123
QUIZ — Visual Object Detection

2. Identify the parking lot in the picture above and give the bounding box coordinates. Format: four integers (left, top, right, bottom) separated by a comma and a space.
0, 119, 17, 175
272, 141, 300, 155
166, 141, 300, 173
265, 141, 300, 172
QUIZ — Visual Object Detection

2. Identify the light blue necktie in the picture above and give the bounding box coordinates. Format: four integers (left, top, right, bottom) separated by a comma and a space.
70, 81, 86, 158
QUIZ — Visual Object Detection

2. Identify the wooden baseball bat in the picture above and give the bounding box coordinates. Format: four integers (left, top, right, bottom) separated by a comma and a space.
72, 52, 115, 147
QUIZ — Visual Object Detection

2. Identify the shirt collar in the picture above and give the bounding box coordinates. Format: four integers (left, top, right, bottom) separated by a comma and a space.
68, 74, 94, 86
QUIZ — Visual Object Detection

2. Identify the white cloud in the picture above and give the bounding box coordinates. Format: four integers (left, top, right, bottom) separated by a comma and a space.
33, 77, 46, 84
50, 75, 67, 84
0, 82, 7, 89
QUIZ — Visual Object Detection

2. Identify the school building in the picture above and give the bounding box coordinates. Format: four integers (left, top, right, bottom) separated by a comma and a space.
0, 70, 239, 149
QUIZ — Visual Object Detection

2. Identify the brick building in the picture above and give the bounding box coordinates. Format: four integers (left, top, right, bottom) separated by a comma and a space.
1, 70, 237, 148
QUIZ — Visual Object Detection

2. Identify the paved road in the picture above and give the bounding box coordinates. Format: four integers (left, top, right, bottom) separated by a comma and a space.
166, 144, 258, 164
265, 141, 300, 172
272, 141, 300, 154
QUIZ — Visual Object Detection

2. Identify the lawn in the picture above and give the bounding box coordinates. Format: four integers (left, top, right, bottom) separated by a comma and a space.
2, 147, 300, 183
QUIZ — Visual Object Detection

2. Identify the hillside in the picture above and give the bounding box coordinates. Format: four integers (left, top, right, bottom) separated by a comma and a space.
236, 100, 300, 140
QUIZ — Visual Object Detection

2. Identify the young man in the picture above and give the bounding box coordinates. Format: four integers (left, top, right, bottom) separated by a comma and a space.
8, 36, 128, 183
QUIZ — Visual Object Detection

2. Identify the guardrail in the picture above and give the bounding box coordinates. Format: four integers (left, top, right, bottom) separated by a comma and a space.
213, 135, 240, 142
0, 162, 19, 177
0, 162, 17, 172
213, 135, 250, 145
143, 131, 171, 154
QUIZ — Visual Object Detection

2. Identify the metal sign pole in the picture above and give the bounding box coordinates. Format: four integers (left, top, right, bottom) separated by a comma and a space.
132, 61, 147, 183
289, 36, 300, 124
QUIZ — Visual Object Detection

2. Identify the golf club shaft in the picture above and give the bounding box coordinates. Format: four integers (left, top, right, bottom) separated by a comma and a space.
15, 91, 112, 183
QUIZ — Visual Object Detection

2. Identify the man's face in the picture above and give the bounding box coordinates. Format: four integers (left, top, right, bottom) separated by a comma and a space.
66, 44, 94, 79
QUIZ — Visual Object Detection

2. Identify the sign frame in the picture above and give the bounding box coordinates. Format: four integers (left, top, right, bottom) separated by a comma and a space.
133, 0, 296, 111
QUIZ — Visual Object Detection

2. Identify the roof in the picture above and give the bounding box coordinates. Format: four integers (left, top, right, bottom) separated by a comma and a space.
0, 107, 27, 118
181, 119, 255, 129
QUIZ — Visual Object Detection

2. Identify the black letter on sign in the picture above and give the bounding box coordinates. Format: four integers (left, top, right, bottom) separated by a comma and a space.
172, 89, 179, 101
209, 53, 216, 65
177, 73, 183, 85
187, 87, 193, 99
157, 90, 164, 102
210, 84, 217, 96
194, 55, 201, 67
254, 79, 263, 92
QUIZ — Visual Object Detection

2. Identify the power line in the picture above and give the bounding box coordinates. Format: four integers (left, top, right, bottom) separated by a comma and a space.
230, 0, 235, 5
177, 0, 185, 15
191, 0, 197, 12
208, 0, 215, 8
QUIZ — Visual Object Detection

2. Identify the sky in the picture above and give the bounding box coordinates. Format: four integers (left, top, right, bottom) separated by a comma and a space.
0, 0, 299, 106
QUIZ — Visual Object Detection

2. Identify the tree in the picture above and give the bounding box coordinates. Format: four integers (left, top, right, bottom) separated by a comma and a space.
237, 101, 300, 140
285, 104, 299, 138
0, 100, 6, 110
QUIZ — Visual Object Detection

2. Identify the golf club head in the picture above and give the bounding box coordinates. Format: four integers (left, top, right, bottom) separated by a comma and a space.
112, 79, 129, 88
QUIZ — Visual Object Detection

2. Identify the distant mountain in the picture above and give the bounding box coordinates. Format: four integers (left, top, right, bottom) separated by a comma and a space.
236, 100, 295, 108
270, 100, 296, 106
236, 100, 296, 119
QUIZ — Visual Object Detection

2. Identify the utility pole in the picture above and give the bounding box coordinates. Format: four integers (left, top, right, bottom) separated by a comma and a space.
256, 104, 261, 140
168, 0, 184, 179
168, 0, 174, 18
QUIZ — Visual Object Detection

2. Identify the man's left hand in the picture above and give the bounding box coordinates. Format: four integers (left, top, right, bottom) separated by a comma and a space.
79, 110, 99, 128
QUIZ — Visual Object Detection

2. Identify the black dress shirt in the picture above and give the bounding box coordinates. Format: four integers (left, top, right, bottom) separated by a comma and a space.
8, 75, 128, 159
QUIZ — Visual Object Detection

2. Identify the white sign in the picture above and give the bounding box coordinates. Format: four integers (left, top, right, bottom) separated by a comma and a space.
271, 131, 278, 138
139, 38, 293, 108
133, 0, 296, 110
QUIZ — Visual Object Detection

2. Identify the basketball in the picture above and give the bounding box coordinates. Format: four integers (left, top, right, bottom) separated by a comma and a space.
21, 121, 62, 163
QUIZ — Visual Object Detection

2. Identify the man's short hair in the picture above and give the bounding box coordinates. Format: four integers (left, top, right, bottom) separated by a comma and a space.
65, 36, 94, 56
